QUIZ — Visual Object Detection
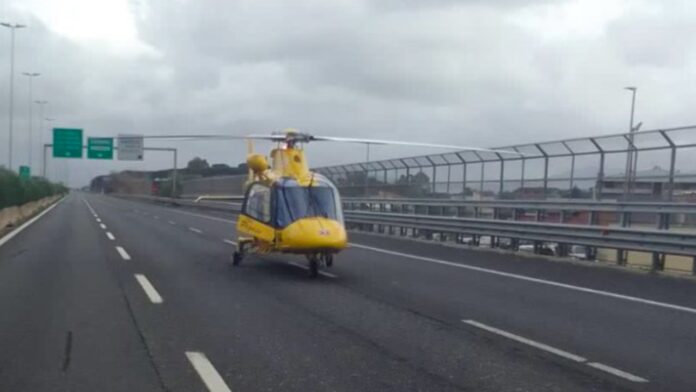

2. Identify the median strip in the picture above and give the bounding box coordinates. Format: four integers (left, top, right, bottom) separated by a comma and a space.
0, 197, 64, 248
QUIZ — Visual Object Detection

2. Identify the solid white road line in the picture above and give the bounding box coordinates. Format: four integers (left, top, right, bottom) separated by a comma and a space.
287, 261, 338, 278
351, 243, 696, 316
134, 274, 163, 304
106, 232, 115, 240
587, 362, 648, 383
185, 351, 232, 392
462, 320, 586, 362
463, 320, 649, 383
168, 220, 176, 225
116, 246, 131, 261
100, 223, 107, 230
189, 227, 203, 234
0, 197, 64, 248
222, 239, 236, 245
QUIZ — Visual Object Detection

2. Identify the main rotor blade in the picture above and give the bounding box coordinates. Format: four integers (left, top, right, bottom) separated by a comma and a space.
311, 136, 522, 155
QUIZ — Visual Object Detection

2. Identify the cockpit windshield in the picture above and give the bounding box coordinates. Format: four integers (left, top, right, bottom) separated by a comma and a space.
275, 176, 343, 228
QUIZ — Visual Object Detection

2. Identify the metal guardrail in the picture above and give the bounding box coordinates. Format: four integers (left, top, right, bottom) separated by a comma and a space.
345, 211, 696, 257
342, 197, 696, 215
114, 193, 696, 274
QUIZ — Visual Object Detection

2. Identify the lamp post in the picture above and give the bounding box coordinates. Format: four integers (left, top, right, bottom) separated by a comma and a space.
23, 72, 41, 170
42, 117, 55, 178
35, 101, 48, 174
1, 22, 26, 170
623, 86, 637, 199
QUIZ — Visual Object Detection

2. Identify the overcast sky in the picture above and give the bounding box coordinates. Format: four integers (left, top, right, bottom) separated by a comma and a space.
1, 0, 695, 186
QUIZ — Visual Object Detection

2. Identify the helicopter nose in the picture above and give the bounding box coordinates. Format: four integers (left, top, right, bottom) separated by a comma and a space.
280, 218, 347, 251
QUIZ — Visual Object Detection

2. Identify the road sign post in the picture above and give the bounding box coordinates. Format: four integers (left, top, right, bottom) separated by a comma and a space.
118, 135, 144, 160
19, 165, 30, 179
53, 128, 83, 158
87, 137, 114, 159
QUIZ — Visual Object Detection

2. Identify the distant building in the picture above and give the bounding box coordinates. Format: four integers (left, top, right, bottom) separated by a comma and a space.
598, 166, 696, 201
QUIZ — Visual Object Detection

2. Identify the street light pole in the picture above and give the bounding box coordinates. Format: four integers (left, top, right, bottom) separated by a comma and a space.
35, 101, 48, 175
1, 22, 26, 170
623, 86, 637, 199
42, 118, 55, 178
23, 72, 40, 171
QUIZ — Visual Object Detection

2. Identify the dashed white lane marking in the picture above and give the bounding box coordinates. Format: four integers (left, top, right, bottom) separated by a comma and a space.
222, 239, 236, 245
96, 218, 101, 223
587, 362, 648, 383
287, 261, 337, 278
189, 227, 203, 234
154, 215, 160, 220
463, 319, 649, 383
462, 319, 586, 362
116, 246, 131, 261
168, 220, 176, 225
134, 274, 163, 304
185, 351, 232, 392
106, 232, 115, 241
351, 243, 696, 315
82, 198, 98, 216
148, 206, 232, 224
100, 223, 107, 230
0, 197, 65, 248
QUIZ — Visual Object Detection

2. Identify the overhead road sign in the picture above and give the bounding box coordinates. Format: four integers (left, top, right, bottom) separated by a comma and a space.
118, 134, 144, 160
87, 137, 114, 159
19, 165, 30, 179
53, 128, 83, 158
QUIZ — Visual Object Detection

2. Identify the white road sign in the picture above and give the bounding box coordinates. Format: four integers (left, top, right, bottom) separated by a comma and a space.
117, 134, 144, 161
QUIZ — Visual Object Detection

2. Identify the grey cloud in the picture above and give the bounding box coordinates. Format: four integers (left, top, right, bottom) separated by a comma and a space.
1, 0, 695, 187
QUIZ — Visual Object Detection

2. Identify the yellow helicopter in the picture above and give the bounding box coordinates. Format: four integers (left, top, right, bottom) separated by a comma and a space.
212, 130, 520, 278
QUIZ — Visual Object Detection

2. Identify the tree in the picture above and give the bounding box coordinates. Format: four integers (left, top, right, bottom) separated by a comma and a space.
187, 157, 210, 172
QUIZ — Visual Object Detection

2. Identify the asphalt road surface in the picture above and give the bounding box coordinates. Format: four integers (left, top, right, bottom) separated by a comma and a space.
1, 191, 696, 391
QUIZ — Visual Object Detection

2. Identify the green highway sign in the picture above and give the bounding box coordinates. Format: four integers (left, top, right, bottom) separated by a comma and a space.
87, 137, 114, 159
19, 165, 31, 179
53, 128, 83, 158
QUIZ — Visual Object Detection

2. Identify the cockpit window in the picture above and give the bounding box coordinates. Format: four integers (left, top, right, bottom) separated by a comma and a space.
275, 176, 343, 228
244, 183, 272, 223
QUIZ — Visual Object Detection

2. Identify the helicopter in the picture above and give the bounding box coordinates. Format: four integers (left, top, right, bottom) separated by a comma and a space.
203, 129, 521, 278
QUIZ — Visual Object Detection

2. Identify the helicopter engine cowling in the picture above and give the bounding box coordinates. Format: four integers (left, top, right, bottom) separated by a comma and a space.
247, 153, 269, 173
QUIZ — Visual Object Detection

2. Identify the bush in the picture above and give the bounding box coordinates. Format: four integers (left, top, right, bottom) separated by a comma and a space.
0, 169, 68, 209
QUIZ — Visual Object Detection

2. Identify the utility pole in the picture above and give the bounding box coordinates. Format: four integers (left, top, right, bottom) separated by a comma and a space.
1, 22, 26, 170
23, 72, 41, 171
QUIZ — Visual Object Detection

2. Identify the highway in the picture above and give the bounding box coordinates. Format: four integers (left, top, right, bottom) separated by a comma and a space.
2, 192, 696, 391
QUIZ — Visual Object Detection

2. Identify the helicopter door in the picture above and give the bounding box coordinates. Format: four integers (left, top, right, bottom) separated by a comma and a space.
243, 183, 272, 224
